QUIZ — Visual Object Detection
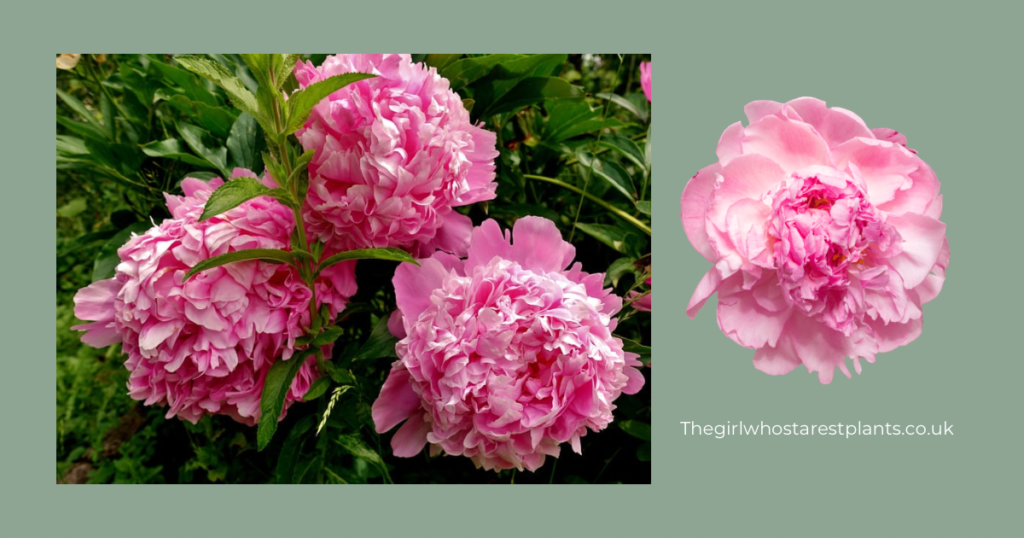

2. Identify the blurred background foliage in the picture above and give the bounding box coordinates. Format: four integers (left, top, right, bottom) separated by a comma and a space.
57, 53, 651, 484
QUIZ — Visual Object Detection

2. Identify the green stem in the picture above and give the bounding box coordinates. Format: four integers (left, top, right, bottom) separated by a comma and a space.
524, 174, 651, 236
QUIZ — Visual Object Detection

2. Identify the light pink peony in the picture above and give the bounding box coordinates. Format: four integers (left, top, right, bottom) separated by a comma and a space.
294, 54, 499, 258
640, 62, 651, 102
629, 271, 652, 312
72, 170, 357, 425
372, 217, 645, 471
681, 98, 949, 384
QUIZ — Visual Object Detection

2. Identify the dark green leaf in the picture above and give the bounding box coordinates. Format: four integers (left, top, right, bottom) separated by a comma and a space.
311, 325, 345, 346
618, 420, 651, 441
477, 77, 582, 118
140, 139, 216, 169
574, 223, 640, 254
165, 95, 237, 138
597, 134, 647, 170
258, 350, 313, 451
645, 124, 652, 169
423, 54, 462, 71
56, 89, 105, 134
316, 248, 419, 277
596, 92, 648, 122
275, 415, 315, 483
544, 100, 603, 142
637, 441, 651, 462
83, 139, 146, 176
92, 222, 153, 281
635, 201, 652, 215
183, 248, 294, 282
150, 56, 220, 106
620, 338, 651, 366
439, 54, 524, 89
177, 123, 229, 177
226, 113, 261, 172
172, 55, 260, 118
57, 115, 108, 142
604, 257, 637, 287
286, 73, 376, 133
56, 135, 89, 156
577, 152, 635, 201
302, 377, 331, 402
335, 434, 383, 465
350, 316, 399, 362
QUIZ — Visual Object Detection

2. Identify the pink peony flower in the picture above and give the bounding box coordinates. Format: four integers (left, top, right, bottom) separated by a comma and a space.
640, 61, 651, 102
372, 217, 645, 471
72, 170, 357, 425
294, 54, 499, 258
680, 97, 949, 384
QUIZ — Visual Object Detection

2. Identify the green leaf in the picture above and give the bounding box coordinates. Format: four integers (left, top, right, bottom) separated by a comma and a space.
335, 434, 383, 465
150, 56, 220, 106
311, 325, 345, 346
286, 73, 377, 133
596, 92, 648, 122
140, 139, 217, 169
577, 152, 636, 201
275, 55, 301, 89
620, 338, 651, 366
226, 113, 262, 172
56, 88, 105, 135
92, 222, 153, 281
177, 123, 229, 177
258, 350, 313, 451
165, 95, 238, 138
316, 248, 419, 277
303, 377, 331, 402
439, 54, 524, 89
604, 257, 637, 288
574, 223, 641, 255
57, 198, 88, 218
56, 115, 108, 142
635, 201, 652, 215
637, 441, 651, 462
199, 176, 271, 220
468, 55, 569, 117
83, 139, 146, 176
172, 55, 260, 119
477, 77, 582, 118
544, 100, 602, 142
183, 248, 294, 282
56, 135, 89, 156
275, 414, 315, 483
423, 54, 462, 71
597, 134, 647, 170
618, 420, 651, 441
645, 124, 652, 169
350, 316, 399, 362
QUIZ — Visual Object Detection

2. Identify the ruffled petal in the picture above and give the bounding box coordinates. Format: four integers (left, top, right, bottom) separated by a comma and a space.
371, 364, 422, 434
886, 213, 947, 289
680, 163, 720, 263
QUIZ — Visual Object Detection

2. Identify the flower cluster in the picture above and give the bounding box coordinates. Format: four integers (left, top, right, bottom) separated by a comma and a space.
294, 54, 499, 257
74, 170, 357, 424
372, 217, 645, 471
681, 97, 948, 383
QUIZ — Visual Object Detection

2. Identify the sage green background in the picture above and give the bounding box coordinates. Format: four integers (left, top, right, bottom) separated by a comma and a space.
13, 0, 1022, 536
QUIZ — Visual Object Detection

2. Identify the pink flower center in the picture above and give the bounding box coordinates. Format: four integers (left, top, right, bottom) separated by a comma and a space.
767, 170, 902, 334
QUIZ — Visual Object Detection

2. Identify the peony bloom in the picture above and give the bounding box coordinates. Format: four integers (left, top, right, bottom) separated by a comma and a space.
372, 217, 645, 471
72, 170, 357, 425
680, 97, 948, 384
640, 61, 651, 102
294, 54, 499, 258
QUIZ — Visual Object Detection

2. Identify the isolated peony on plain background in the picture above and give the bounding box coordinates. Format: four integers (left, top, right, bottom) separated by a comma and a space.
294, 54, 499, 258
73, 170, 357, 424
681, 97, 948, 383
372, 216, 645, 472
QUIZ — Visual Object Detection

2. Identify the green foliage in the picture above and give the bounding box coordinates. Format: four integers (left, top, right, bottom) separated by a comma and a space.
57, 54, 651, 485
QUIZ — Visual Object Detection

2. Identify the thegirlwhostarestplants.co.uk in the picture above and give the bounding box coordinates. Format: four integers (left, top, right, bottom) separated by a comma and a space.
680, 421, 955, 439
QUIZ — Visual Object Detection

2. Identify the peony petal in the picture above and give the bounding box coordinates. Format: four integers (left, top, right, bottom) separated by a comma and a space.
686, 267, 724, 318
740, 114, 832, 175
391, 412, 431, 458
914, 237, 949, 305
393, 256, 453, 321
785, 97, 873, 148
786, 315, 850, 384
73, 278, 121, 321
743, 100, 784, 124
832, 137, 919, 205
464, 218, 513, 270
706, 154, 787, 232
509, 216, 575, 273
864, 316, 923, 354
716, 122, 745, 165
717, 288, 792, 349
886, 213, 947, 289
371, 364, 422, 434
752, 334, 801, 376
680, 163, 720, 263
